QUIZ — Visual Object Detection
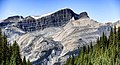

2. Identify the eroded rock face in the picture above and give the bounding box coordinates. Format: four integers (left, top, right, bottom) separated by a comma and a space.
17, 16, 36, 32
0, 16, 23, 27
79, 12, 89, 18
1, 9, 90, 32
4, 15, 24, 22
16, 8, 79, 32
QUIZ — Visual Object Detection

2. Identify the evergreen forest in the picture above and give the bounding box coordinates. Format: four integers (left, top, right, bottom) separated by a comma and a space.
66, 26, 120, 65
0, 28, 32, 65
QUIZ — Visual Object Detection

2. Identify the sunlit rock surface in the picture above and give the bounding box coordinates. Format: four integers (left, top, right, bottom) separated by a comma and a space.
0, 8, 120, 65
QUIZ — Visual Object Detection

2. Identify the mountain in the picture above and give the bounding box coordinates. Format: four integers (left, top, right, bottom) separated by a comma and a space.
0, 8, 120, 65
65, 24, 120, 65
0, 16, 23, 27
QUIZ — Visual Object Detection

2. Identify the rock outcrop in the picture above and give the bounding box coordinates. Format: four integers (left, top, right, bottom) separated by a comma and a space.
79, 12, 89, 18
1, 9, 90, 32
4, 15, 24, 22
0, 16, 23, 27
17, 8, 80, 32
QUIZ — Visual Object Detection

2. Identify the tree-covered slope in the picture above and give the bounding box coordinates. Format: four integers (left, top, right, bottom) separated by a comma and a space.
0, 28, 32, 65
65, 26, 120, 65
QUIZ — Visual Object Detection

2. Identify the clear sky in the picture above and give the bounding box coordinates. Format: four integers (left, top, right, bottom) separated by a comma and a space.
0, 0, 120, 23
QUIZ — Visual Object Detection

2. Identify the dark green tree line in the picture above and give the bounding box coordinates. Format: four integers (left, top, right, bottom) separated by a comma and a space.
0, 28, 32, 65
65, 26, 120, 65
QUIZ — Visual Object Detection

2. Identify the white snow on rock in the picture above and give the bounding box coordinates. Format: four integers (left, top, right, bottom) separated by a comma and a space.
31, 8, 71, 20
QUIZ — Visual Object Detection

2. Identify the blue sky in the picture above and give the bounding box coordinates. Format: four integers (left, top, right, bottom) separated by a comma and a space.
0, 0, 120, 22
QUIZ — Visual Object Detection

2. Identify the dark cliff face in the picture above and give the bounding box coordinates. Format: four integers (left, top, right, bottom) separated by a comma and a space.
0, 8, 90, 32
17, 8, 80, 32
4, 15, 24, 22
17, 16, 36, 31
0, 16, 24, 27
79, 12, 89, 18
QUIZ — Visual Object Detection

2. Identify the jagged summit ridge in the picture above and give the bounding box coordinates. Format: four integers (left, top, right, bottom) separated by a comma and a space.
0, 8, 90, 32
4, 15, 24, 22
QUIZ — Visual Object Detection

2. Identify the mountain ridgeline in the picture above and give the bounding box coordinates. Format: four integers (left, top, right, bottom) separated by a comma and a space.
1, 8, 120, 65
65, 26, 120, 65
0, 8, 89, 32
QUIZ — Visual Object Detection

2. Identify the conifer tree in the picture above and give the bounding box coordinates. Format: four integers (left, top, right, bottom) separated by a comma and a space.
10, 54, 16, 65
12, 41, 22, 65
23, 56, 27, 65
114, 26, 117, 34
65, 26, 120, 65
118, 27, 120, 40
0, 29, 32, 65
109, 27, 114, 45
0, 28, 3, 64
27, 59, 32, 65
71, 54, 75, 65
3, 34, 9, 65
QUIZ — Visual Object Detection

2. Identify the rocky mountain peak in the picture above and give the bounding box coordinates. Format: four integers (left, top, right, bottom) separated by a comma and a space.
0, 16, 24, 27
16, 8, 79, 32
1, 8, 90, 32
4, 15, 24, 22
24, 16, 35, 20
79, 12, 89, 18
57, 8, 74, 14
